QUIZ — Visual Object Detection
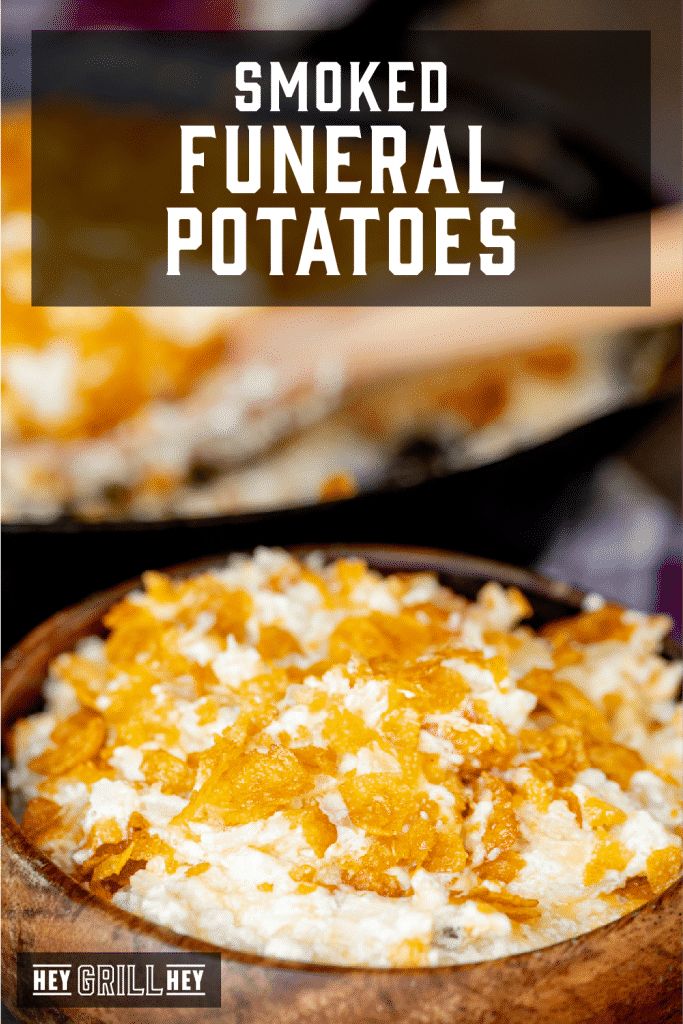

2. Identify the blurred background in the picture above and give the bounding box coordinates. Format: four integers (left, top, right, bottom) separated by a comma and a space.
1, 0, 681, 652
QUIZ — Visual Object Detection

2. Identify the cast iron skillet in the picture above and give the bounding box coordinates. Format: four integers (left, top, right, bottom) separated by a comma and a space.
2, 393, 677, 651
1, 3, 675, 646
2, 545, 681, 1024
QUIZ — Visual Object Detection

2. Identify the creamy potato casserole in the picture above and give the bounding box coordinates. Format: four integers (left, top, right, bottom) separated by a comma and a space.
10, 549, 682, 966
5, 107, 674, 525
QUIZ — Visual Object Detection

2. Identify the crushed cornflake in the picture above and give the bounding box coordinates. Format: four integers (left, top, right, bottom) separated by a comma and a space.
9, 549, 682, 967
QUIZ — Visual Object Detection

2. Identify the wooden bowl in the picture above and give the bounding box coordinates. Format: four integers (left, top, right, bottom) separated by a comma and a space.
2, 545, 681, 1024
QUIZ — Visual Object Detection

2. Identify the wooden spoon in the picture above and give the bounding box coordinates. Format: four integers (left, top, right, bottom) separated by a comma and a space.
232, 203, 683, 386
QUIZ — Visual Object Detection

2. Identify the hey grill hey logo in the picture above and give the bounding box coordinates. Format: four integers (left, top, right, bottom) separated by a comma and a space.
17, 952, 221, 1007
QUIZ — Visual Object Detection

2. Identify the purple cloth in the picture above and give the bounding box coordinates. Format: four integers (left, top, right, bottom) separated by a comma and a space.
537, 459, 682, 636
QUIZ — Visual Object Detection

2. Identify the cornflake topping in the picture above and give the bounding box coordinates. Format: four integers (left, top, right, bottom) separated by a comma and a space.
10, 549, 682, 967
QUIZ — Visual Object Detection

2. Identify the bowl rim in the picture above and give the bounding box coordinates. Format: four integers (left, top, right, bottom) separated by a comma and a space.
2, 542, 681, 974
